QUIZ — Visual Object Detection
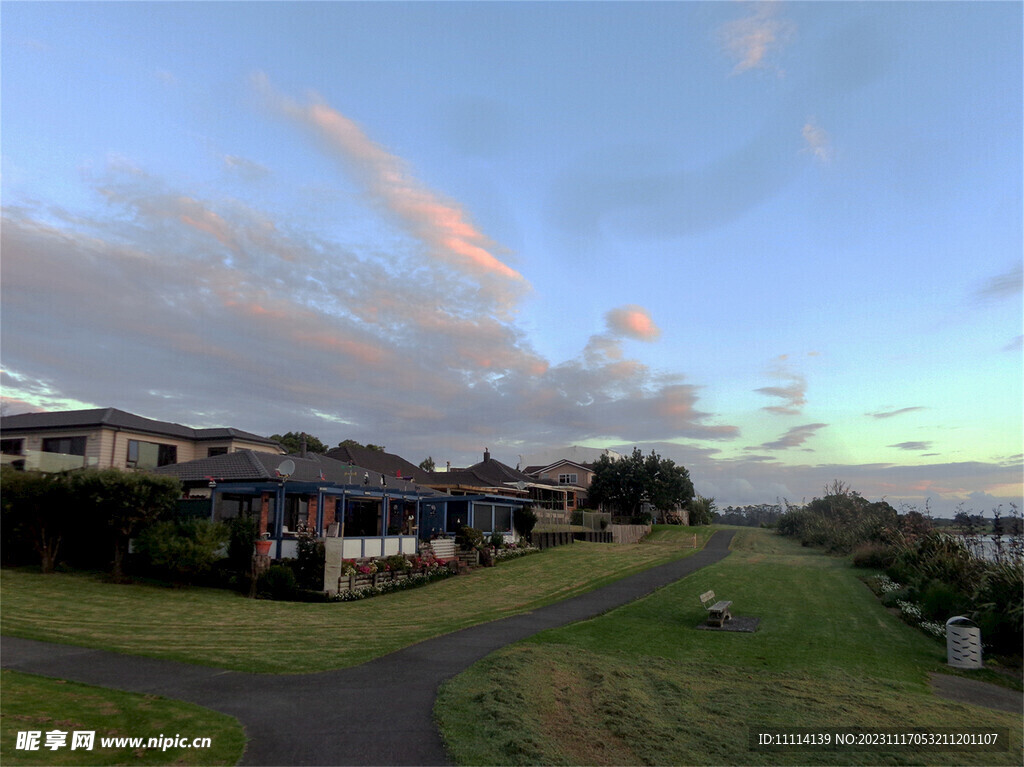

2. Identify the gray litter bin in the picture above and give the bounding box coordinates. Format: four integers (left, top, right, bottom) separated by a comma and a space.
945, 616, 982, 669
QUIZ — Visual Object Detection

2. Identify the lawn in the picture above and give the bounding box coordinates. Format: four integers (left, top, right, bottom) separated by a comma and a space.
0, 670, 245, 766
0, 526, 712, 674
436, 528, 1023, 765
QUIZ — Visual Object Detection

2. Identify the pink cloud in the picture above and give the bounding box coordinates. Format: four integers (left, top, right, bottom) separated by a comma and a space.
255, 76, 528, 307
605, 305, 661, 341
719, 1, 794, 75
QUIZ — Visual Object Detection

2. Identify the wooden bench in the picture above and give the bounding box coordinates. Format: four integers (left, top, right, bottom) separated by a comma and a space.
699, 590, 733, 627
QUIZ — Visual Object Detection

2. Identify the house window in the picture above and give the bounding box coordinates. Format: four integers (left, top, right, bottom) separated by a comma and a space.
214, 493, 260, 522
207, 447, 229, 457
42, 436, 87, 456
345, 498, 382, 537
474, 504, 493, 533
1, 439, 24, 455
558, 473, 578, 485
283, 496, 309, 534
126, 439, 177, 469
494, 505, 512, 533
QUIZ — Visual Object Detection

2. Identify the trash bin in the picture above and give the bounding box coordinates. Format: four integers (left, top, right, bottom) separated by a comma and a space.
945, 616, 982, 669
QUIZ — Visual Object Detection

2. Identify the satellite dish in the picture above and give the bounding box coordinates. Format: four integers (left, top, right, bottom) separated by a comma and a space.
278, 459, 295, 478
516, 481, 527, 492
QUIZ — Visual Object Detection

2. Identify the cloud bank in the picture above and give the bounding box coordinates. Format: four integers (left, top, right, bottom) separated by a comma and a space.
1, 83, 738, 461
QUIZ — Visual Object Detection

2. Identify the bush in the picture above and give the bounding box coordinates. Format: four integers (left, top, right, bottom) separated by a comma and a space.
383, 554, 411, 572
294, 528, 325, 590
973, 561, 1023, 655
133, 519, 230, 584
515, 508, 537, 539
258, 564, 298, 600
851, 542, 895, 570
456, 526, 484, 552
226, 516, 259, 574
919, 579, 970, 622
489, 531, 505, 549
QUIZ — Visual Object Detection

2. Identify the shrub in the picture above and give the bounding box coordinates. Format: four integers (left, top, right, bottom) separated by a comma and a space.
489, 531, 505, 549
973, 560, 1024, 655
919, 579, 970, 623
294, 528, 325, 590
851, 542, 895, 570
258, 564, 298, 600
456, 526, 484, 552
226, 515, 259, 574
134, 519, 230, 584
384, 554, 411, 572
515, 508, 537, 539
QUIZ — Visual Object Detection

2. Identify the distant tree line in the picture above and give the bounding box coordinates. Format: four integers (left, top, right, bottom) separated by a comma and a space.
713, 503, 784, 527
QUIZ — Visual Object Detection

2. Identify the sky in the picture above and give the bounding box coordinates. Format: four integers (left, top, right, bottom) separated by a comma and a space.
2, 1, 1021, 516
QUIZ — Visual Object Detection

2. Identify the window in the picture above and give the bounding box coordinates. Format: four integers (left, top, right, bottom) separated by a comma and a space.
42, 436, 86, 456
0, 439, 23, 455
445, 502, 469, 534
387, 500, 417, 535
283, 496, 309, 534
345, 498, 382, 537
214, 493, 260, 522
493, 505, 512, 533
207, 447, 228, 457
127, 439, 177, 469
558, 473, 578, 485
474, 504, 493, 533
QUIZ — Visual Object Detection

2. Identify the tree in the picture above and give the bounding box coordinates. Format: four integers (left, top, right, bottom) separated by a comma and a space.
337, 438, 385, 452
690, 496, 716, 526
269, 432, 328, 454
418, 456, 436, 472
1, 466, 75, 573
72, 469, 183, 582
588, 447, 694, 521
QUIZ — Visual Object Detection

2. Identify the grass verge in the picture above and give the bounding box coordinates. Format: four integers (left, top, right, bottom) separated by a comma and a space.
436, 528, 1023, 765
1, 526, 711, 673
0, 670, 245, 766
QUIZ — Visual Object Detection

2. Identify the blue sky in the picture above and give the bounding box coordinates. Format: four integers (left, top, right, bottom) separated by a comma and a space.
2, 1, 1021, 514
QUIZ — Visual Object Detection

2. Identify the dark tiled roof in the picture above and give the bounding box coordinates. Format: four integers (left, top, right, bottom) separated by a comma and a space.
0, 407, 280, 447
325, 445, 433, 483
155, 450, 439, 495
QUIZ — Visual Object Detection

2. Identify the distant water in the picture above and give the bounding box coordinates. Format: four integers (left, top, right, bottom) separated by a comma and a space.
957, 534, 1023, 564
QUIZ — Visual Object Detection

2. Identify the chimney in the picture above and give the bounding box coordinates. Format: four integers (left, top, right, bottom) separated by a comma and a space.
484, 448, 490, 462
446, 460, 451, 472
300, 433, 307, 458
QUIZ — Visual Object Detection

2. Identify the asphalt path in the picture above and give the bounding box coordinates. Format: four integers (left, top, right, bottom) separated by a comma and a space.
3, 531, 735, 766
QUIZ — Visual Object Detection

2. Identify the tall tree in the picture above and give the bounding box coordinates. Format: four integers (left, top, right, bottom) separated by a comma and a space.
588, 447, 693, 520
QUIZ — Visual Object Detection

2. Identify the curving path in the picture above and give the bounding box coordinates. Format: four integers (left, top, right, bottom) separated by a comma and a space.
2, 531, 735, 766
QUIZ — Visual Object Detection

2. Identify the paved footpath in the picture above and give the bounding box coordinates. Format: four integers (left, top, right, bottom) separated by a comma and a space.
2, 531, 735, 766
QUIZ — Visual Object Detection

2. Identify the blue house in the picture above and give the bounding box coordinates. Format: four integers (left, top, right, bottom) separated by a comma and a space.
155, 450, 530, 559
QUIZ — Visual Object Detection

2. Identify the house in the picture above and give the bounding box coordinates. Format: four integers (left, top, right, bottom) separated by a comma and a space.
428, 449, 573, 513
0, 407, 283, 472
325, 443, 434, 483
521, 459, 593, 510
154, 449, 531, 560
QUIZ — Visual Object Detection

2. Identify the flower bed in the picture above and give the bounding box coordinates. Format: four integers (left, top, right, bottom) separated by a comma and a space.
329, 544, 540, 601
